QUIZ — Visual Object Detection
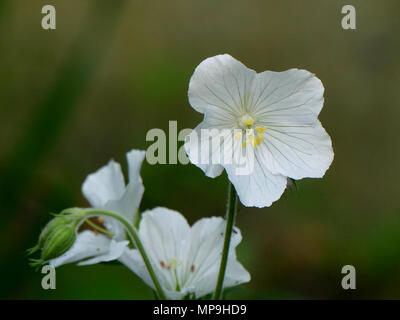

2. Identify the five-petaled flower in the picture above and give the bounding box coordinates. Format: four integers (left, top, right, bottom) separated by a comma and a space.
120, 207, 250, 299
185, 54, 334, 207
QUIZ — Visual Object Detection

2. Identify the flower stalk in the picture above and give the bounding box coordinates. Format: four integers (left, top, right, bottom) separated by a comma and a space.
68, 208, 167, 300
213, 182, 238, 300
84, 218, 114, 237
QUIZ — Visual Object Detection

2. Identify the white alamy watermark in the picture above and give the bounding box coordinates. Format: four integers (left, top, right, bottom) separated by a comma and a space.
341, 5, 356, 30
145, 121, 256, 175
145, 121, 191, 165
341, 265, 356, 290
41, 265, 56, 290
41, 5, 56, 30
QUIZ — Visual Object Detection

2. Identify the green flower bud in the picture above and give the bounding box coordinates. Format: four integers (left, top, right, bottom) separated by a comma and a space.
29, 222, 78, 269
27, 214, 80, 256
41, 223, 77, 260
27, 208, 87, 269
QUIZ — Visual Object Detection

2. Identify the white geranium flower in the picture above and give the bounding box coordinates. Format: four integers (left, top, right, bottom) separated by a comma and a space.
185, 54, 334, 207
50, 149, 146, 267
120, 207, 250, 299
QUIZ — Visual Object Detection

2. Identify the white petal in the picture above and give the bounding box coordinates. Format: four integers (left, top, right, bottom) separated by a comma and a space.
126, 149, 146, 185
188, 54, 256, 116
119, 249, 153, 288
180, 217, 225, 292
82, 150, 146, 239
223, 258, 251, 291
139, 207, 191, 264
78, 239, 129, 266
49, 231, 126, 267
251, 69, 324, 126
119, 249, 186, 300
184, 217, 249, 298
184, 122, 234, 178
191, 257, 250, 299
225, 148, 287, 207
139, 208, 191, 292
105, 182, 143, 240
81, 160, 125, 208
105, 149, 145, 232
260, 121, 334, 179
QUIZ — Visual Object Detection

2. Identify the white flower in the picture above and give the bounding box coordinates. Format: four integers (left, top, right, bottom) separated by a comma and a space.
50, 149, 146, 267
185, 54, 334, 207
120, 207, 250, 299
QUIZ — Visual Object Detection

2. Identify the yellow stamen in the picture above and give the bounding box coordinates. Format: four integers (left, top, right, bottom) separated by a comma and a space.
238, 121, 267, 148
253, 137, 262, 147
256, 126, 267, 135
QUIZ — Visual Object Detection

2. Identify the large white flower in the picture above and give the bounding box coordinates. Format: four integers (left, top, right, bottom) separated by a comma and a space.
120, 207, 250, 299
185, 54, 334, 207
50, 149, 145, 267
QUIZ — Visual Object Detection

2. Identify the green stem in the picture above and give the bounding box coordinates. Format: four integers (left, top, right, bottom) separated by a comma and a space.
85, 219, 114, 237
75, 208, 167, 300
213, 182, 238, 300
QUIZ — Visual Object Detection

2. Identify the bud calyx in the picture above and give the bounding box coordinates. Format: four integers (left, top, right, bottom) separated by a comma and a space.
28, 209, 85, 269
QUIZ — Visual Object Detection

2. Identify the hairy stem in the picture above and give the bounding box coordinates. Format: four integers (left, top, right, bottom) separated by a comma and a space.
213, 182, 238, 300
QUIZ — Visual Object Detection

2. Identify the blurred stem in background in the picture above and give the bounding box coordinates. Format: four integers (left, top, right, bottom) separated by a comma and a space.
0, 0, 127, 297
213, 182, 238, 300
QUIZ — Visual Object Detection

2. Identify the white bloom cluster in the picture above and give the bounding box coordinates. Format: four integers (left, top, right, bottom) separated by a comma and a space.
31, 54, 333, 300
50, 149, 249, 299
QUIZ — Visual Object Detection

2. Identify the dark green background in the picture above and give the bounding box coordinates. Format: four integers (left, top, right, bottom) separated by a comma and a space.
0, 0, 399, 299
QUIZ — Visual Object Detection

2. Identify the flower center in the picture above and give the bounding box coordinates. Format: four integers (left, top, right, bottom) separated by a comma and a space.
159, 258, 197, 293
164, 258, 181, 291
236, 114, 267, 147
167, 258, 180, 270
238, 114, 255, 129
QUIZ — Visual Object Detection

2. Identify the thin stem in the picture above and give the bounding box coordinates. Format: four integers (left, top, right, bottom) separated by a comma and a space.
213, 182, 238, 300
77, 208, 167, 300
85, 219, 114, 237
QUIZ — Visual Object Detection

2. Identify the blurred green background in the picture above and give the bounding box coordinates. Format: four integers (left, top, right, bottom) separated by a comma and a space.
0, 0, 399, 299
